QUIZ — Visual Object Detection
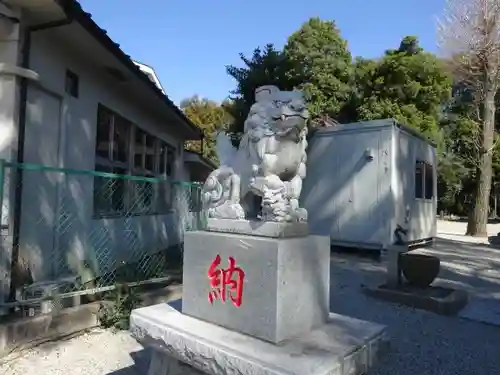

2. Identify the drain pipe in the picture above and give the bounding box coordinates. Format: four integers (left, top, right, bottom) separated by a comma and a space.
8, 17, 72, 302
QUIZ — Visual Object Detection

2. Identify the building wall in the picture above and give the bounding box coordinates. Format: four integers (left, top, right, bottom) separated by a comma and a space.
0, 5, 23, 303
303, 120, 437, 249
301, 125, 393, 248
16, 29, 188, 282
395, 129, 437, 242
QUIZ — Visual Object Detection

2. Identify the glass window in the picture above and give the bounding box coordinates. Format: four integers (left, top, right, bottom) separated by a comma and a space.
65, 69, 79, 98
155, 141, 173, 212
415, 161, 424, 199
424, 163, 434, 199
93, 103, 176, 217
158, 142, 167, 174
134, 128, 145, 169
145, 134, 155, 172
133, 128, 156, 172
94, 105, 131, 217
93, 165, 126, 215
131, 129, 162, 214
95, 106, 112, 159
415, 160, 434, 200
132, 174, 155, 214
157, 179, 172, 213
112, 115, 130, 163
166, 145, 175, 177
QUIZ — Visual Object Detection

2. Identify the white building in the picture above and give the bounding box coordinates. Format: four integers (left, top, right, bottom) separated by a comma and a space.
0, 0, 212, 303
302, 119, 437, 251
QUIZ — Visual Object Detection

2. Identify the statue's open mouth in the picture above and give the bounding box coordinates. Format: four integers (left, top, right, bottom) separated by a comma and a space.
272, 114, 307, 122
272, 114, 307, 130
274, 124, 305, 143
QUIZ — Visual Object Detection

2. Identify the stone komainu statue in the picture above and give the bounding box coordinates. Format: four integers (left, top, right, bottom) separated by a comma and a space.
202, 85, 309, 222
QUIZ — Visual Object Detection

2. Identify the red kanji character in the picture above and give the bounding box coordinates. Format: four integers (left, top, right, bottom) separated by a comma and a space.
207, 254, 245, 308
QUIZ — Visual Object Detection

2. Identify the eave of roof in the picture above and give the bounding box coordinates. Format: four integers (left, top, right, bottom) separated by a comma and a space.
133, 60, 165, 94
184, 150, 218, 170
54, 0, 203, 140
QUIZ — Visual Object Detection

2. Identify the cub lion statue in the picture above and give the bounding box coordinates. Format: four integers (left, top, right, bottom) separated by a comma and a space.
202, 85, 309, 222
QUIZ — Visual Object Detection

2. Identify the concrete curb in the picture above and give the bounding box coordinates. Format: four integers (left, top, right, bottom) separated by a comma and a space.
362, 285, 469, 316
0, 284, 182, 359
0, 302, 101, 359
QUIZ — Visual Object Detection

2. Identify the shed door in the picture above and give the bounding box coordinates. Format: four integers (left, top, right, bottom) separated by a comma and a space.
334, 130, 385, 244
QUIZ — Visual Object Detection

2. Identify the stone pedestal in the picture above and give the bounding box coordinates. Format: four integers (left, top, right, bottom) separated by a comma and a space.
182, 223, 329, 343
130, 220, 389, 375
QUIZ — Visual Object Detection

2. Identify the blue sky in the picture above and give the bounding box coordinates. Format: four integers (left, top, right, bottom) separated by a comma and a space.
78, 0, 445, 106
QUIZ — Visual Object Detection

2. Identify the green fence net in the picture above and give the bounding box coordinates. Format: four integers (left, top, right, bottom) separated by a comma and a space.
0, 160, 206, 310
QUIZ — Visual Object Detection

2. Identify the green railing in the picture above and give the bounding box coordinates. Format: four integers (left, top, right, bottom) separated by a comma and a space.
0, 160, 206, 310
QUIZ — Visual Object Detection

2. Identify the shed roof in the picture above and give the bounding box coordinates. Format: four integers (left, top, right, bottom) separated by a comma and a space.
313, 119, 437, 148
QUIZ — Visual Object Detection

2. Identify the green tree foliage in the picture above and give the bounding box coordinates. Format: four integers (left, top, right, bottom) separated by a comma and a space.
181, 96, 232, 164
284, 17, 353, 121
438, 81, 500, 217
347, 37, 459, 213
220, 16, 500, 224
351, 36, 452, 142
225, 44, 298, 141
226, 18, 353, 141
437, 101, 476, 214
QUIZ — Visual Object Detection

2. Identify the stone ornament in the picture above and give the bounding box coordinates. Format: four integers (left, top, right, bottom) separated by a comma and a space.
202, 85, 309, 222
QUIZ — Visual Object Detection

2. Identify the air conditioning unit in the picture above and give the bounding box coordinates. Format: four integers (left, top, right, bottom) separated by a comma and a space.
20, 277, 79, 317
21, 282, 57, 317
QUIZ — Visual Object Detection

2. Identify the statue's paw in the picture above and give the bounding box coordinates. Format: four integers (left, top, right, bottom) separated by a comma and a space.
251, 164, 259, 175
233, 204, 246, 219
292, 208, 308, 222
265, 175, 285, 190
211, 202, 245, 220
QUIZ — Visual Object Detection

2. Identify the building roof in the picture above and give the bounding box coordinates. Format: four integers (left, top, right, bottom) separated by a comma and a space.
184, 150, 218, 170
133, 61, 165, 94
54, 0, 203, 140
314, 118, 437, 148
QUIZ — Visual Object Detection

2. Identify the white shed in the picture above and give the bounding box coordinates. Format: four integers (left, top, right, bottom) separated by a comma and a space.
301, 119, 437, 251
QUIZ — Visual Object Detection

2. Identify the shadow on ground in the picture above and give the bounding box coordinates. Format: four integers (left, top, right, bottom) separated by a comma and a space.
105, 348, 152, 375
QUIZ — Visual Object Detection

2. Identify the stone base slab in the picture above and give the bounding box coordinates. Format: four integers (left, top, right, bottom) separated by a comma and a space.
130, 301, 389, 375
363, 284, 468, 316
205, 218, 308, 238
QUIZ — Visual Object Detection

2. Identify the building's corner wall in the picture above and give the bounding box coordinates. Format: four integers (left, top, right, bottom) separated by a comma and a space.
14, 28, 189, 285
0, 4, 25, 306
396, 127, 437, 242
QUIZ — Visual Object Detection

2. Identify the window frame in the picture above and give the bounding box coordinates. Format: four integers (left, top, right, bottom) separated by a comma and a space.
93, 103, 176, 218
424, 162, 434, 200
132, 128, 159, 215
414, 160, 434, 201
65, 69, 79, 98
93, 105, 131, 217
156, 140, 176, 213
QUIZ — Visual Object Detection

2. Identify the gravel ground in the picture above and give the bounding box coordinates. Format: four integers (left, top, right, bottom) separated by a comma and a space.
331, 253, 500, 375
1, 236, 500, 375
0, 329, 146, 375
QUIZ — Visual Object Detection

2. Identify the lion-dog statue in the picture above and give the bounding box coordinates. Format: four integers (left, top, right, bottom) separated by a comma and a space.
202, 85, 309, 222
